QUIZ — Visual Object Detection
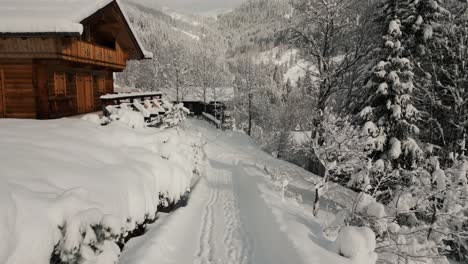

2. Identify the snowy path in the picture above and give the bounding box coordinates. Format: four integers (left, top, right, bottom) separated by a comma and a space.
119, 119, 350, 264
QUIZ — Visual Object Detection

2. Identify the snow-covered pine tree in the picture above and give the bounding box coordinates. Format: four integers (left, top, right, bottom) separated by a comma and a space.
360, 15, 423, 195
358, 2, 468, 262
410, 0, 467, 158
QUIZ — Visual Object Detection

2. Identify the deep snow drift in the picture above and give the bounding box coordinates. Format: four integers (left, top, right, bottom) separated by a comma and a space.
0, 118, 206, 264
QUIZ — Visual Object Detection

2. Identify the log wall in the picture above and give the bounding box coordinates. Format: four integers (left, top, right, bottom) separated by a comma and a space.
43, 61, 114, 119
0, 60, 36, 118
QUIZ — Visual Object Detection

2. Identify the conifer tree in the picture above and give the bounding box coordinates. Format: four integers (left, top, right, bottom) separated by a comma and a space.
359, 1, 424, 201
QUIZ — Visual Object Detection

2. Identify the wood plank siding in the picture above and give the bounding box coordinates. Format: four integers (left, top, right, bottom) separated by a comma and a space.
61, 40, 127, 69
0, 1, 147, 119
0, 38, 127, 70
0, 60, 36, 118
43, 61, 113, 119
0, 68, 4, 117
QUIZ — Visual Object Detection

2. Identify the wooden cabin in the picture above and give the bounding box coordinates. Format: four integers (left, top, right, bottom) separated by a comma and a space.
0, 0, 152, 119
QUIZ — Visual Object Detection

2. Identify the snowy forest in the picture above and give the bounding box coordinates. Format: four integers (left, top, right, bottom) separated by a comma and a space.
117, 0, 468, 263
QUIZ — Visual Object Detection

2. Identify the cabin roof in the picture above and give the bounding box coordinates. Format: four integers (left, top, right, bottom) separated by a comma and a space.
0, 0, 152, 59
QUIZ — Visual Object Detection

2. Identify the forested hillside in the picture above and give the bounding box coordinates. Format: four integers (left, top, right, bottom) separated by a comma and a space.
116, 0, 468, 263
216, 0, 290, 56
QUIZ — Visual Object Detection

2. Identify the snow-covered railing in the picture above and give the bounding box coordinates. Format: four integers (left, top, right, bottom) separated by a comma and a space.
101, 92, 163, 108
202, 112, 222, 128
100, 92, 163, 100
101, 92, 165, 124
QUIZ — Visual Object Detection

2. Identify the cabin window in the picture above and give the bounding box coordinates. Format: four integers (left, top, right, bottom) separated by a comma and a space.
97, 76, 106, 94
54, 72, 66, 96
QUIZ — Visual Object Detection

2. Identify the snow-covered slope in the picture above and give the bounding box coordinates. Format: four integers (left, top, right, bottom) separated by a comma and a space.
119, 119, 360, 264
123, 0, 207, 43
0, 118, 206, 264
256, 46, 316, 87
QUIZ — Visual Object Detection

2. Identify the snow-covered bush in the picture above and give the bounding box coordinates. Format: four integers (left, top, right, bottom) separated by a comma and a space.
335, 226, 377, 264
105, 104, 147, 129
0, 119, 207, 264
159, 100, 190, 129
81, 113, 106, 125
290, 110, 371, 214
345, 155, 467, 264
291, 110, 370, 187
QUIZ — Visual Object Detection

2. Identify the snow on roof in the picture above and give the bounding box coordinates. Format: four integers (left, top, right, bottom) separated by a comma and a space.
0, 0, 153, 59
0, 0, 113, 34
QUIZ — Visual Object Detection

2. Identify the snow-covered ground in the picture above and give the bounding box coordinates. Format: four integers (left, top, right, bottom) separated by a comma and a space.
0, 118, 205, 264
119, 119, 357, 264
0, 117, 368, 264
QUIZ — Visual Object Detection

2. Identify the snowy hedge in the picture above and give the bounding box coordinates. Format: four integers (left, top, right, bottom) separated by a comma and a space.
0, 118, 206, 264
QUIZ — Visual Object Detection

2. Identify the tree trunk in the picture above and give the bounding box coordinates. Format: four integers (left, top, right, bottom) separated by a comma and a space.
248, 93, 253, 136
203, 86, 207, 113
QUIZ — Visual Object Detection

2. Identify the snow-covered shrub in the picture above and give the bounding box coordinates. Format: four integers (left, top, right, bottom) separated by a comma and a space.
288, 110, 371, 215
81, 114, 105, 125
106, 105, 146, 129
52, 212, 123, 264
335, 226, 377, 264
159, 101, 190, 129
378, 225, 450, 264
349, 156, 468, 264
0, 119, 207, 264
291, 110, 371, 191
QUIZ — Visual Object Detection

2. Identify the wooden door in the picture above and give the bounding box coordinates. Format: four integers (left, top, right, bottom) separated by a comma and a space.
76, 74, 94, 113
0, 68, 4, 118
76, 74, 85, 113
84, 75, 93, 112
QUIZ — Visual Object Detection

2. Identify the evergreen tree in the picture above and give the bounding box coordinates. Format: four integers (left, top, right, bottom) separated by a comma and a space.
359, 7, 423, 199
410, 0, 466, 157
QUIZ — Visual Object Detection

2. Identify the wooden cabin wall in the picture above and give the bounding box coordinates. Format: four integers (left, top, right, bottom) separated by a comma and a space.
0, 59, 36, 118
41, 61, 113, 119
93, 71, 114, 109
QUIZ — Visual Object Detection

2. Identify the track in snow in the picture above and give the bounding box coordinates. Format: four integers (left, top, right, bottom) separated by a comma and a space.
219, 162, 253, 264
194, 167, 219, 264
119, 120, 312, 264
194, 161, 254, 264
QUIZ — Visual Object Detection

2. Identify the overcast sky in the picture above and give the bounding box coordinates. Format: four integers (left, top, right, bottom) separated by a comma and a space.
136, 0, 246, 13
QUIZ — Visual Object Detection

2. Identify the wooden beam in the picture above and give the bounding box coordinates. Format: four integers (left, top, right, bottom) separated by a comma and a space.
35, 63, 49, 119
1, 68, 5, 116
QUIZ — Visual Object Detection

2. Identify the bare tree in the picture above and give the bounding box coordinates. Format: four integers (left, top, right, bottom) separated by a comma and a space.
289, 0, 378, 113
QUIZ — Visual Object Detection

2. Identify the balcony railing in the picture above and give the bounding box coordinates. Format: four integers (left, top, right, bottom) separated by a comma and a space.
0, 38, 128, 69
60, 40, 127, 68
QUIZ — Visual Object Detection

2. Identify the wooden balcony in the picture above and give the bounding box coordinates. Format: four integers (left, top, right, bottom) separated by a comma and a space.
0, 38, 127, 70
60, 40, 127, 69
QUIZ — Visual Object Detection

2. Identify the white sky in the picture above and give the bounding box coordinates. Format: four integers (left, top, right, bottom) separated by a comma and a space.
133, 0, 246, 13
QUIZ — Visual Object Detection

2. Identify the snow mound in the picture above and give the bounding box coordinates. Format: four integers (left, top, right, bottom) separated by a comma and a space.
0, 118, 206, 264
335, 226, 377, 264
